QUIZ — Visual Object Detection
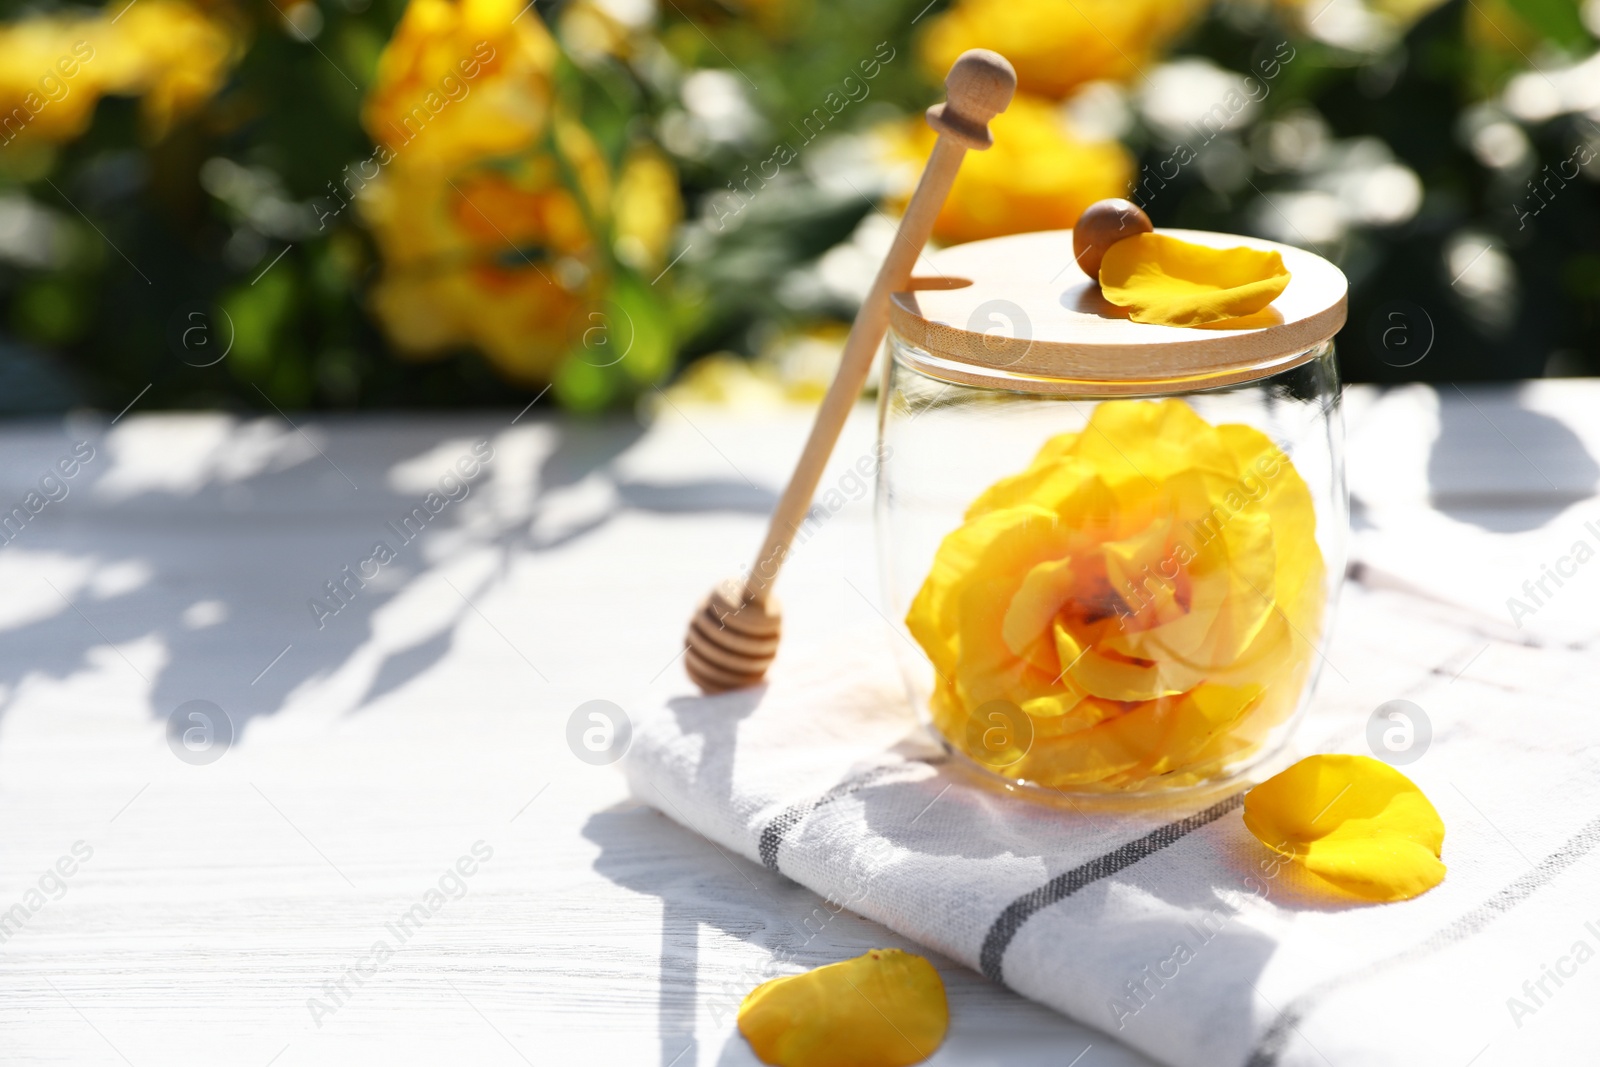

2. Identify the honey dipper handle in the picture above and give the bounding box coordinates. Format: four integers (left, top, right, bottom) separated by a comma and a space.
740, 50, 1015, 604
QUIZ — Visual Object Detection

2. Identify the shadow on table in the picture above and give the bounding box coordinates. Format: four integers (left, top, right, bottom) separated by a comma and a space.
1428, 386, 1599, 533
585, 803, 781, 1067
0, 413, 774, 743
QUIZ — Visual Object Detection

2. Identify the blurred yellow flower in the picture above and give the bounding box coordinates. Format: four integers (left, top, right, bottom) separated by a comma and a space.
556, 0, 638, 64
363, 0, 559, 173
886, 94, 1131, 245
359, 140, 595, 384
1464, 0, 1544, 56
613, 146, 680, 270
102, 1, 240, 136
359, 0, 681, 385
660, 322, 854, 409
1244, 754, 1446, 902
0, 0, 238, 148
920, 0, 1205, 100
0, 23, 101, 146
660, 353, 790, 408
906, 400, 1326, 792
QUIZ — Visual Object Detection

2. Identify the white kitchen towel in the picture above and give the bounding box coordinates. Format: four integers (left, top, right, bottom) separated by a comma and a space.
625, 582, 1600, 1067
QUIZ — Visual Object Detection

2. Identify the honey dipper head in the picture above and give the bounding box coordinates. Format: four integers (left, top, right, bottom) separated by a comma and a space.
925, 49, 1017, 150
684, 578, 782, 693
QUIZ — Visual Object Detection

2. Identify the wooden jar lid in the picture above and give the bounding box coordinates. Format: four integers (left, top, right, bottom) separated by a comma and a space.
888, 228, 1348, 396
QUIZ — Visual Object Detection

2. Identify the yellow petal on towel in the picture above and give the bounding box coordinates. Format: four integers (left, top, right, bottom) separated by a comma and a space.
737, 948, 949, 1067
1243, 754, 1446, 902
1099, 233, 1291, 327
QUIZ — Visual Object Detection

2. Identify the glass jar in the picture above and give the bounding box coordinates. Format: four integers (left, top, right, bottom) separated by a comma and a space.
875, 229, 1347, 798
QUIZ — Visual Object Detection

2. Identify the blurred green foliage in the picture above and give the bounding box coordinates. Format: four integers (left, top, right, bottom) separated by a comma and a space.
0, 0, 1594, 416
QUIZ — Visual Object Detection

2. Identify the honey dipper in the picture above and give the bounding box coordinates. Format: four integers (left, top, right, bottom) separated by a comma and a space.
683, 49, 1017, 694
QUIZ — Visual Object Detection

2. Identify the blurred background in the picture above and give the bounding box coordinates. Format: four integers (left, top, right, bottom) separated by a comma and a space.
0, 0, 1595, 416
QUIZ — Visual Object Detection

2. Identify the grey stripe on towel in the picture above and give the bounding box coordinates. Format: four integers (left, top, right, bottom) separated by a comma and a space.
758, 763, 924, 871
980, 792, 1246, 983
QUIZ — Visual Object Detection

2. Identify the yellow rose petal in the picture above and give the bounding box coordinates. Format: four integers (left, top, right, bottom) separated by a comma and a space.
1016, 682, 1259, 784
907, 503, 1061, 685
1243, 754, 1446, 902
737, 949, 948, 1067
1099, 234, 1291, 327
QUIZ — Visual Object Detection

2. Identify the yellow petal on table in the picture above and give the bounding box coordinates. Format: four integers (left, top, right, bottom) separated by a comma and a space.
737, 949, 949, 1067
1243, 754, 1446, 902
1099, 234, 1292, 327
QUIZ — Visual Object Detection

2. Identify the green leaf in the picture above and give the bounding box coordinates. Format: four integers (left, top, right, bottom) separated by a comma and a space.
12, 279, 90, 345
606, 271, 674, 386
1501, 0, 1591, 49
222, 265, 297, 383
553, 354, 616, 412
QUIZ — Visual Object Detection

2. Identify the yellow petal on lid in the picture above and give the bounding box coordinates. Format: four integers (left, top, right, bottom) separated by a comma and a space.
1243, 754, 1446, 902
1099, 233, 1292, 327
737, 948, 949, 1067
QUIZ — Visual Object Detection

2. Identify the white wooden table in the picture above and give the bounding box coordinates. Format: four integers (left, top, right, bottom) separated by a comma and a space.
1, 381, 1595, 1066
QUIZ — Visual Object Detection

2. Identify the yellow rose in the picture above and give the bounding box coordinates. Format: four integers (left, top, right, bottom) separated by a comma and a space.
98, 0, 240, 137
361, 115, 601, 384
920, 0, 1206, 100
555, 0, 638, 64
360, 0, 681, 385
362, 0, 559, 173
885, 94, 1131, 245
612, 145, 680, 270
0, 19, 104, 145
0, 1, 238, 147
906, 399, 1327, 792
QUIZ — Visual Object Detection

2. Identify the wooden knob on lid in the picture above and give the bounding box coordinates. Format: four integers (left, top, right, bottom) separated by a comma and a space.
1073, 198, 1153, 281
925, 49, 1017, 150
